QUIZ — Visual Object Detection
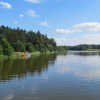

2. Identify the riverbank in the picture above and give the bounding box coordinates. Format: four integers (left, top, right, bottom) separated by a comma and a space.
0, 51, 58, 59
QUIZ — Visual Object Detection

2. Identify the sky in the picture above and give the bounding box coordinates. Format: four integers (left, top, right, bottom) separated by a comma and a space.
1, 0, 100, 46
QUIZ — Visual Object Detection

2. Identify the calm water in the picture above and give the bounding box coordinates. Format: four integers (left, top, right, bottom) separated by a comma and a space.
0, 51, 100, 100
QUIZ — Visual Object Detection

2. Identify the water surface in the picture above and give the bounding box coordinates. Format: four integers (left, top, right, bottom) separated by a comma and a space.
0, 51, 100, 100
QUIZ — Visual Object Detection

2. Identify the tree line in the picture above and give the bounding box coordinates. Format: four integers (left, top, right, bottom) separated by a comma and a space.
57, 44, 100, 51
68, 44, 100, 51
0, 25, 57, 56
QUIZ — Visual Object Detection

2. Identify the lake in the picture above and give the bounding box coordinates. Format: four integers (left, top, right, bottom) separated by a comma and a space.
0, 51, 100, 100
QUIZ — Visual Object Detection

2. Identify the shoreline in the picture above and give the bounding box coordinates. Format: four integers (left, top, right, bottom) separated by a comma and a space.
0, 51, 58, 59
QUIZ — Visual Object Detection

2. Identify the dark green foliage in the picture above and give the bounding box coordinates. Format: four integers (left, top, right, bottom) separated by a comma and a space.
68, 44, 97, 51
0, 45, 2, 54
15, 40, 25, 52
26, 42, 35, 52
39, 44, 47, 53
34, 45, 39, 51
57, 46, 68, 51
0, 25, 57, 52
97, 44, 100, 49
47, 45, 54, 52
1, 38, 13, 56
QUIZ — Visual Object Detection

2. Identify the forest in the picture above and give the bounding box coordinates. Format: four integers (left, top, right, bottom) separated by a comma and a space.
1, 25, 100, 57
68, 44, 100, 51
0, 25, 59, 56
59, 44, 100, 51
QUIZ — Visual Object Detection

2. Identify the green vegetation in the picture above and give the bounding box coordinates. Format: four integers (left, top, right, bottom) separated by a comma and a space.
1, 25, 100, 58
57, 46, 69, 52
0, 25, 59, 57
1, 38, 13, 56
26, 42, 36, 52
68, 44, 100, 51
0, 44, 2, 54
14, 40, 25, 52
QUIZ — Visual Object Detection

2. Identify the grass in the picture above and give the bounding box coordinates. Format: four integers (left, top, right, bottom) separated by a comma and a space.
0, 51, 59, 60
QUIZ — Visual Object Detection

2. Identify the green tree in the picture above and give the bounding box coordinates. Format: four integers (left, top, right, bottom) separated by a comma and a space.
39, 44, 46, 53
15, 40, 25, 52
34, 45, 39, 51
0, 45, 2, 54
1, 38, 13, 56
26, 42, 35, 52
47, 45, 54, 52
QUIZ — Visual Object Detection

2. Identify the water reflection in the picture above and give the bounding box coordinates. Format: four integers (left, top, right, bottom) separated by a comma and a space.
2, 94, 13, 100
57, 51, 100, 80
70, 51, 100, 56
1, 51, 100, 100
0, 53, 57, 82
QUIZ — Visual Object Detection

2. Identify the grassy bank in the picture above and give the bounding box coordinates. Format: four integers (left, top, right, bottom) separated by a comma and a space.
0, 51, 58, 59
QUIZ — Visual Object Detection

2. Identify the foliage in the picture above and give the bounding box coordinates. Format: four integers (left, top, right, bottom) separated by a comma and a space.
57, 46, 69, 51
1, 38, 13, 56
0, 25, 57, 52
26, 42, 35, 52
0, 44, 2, 54
68, 44, 95, 51
39, 44, 46, 53
14, 40, 25, 52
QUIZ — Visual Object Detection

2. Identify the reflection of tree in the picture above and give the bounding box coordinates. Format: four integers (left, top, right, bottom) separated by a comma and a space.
74, 52, 100, 56
0, 53, 57, 82
57, 52, 68, 56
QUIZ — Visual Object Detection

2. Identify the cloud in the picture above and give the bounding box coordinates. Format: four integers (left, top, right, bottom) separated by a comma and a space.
0, 2, 12, 9
56, 29, 75, 34
19, 14, 24, 17
25, 0, 45, 3
14, 22, 18, 24
39, 22, 50, 27
74, 22, 100, 31
55, 34, 100, 46
27, 9, 39, 17
55, 22, 100, 34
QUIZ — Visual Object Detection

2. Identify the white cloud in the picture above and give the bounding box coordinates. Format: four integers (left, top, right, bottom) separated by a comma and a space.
14, 22, 18, 24
39, 22, 50, 27
55, 34, 100, 46
74, 22, 100, 31
55, 22, 100, 34
56, 29, 75, 34
0, 2, 12, 9
19, 14, 24, 17
27, 9, 39, 17
25, 0, 45, 3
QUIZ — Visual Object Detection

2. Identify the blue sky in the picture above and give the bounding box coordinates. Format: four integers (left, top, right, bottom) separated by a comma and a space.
1, 0, 100, 46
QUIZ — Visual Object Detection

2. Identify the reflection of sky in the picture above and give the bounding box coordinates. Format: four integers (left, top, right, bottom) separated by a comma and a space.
2, 94, 13, 100
56, 52, 100, 80
1, 52, 100, 99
